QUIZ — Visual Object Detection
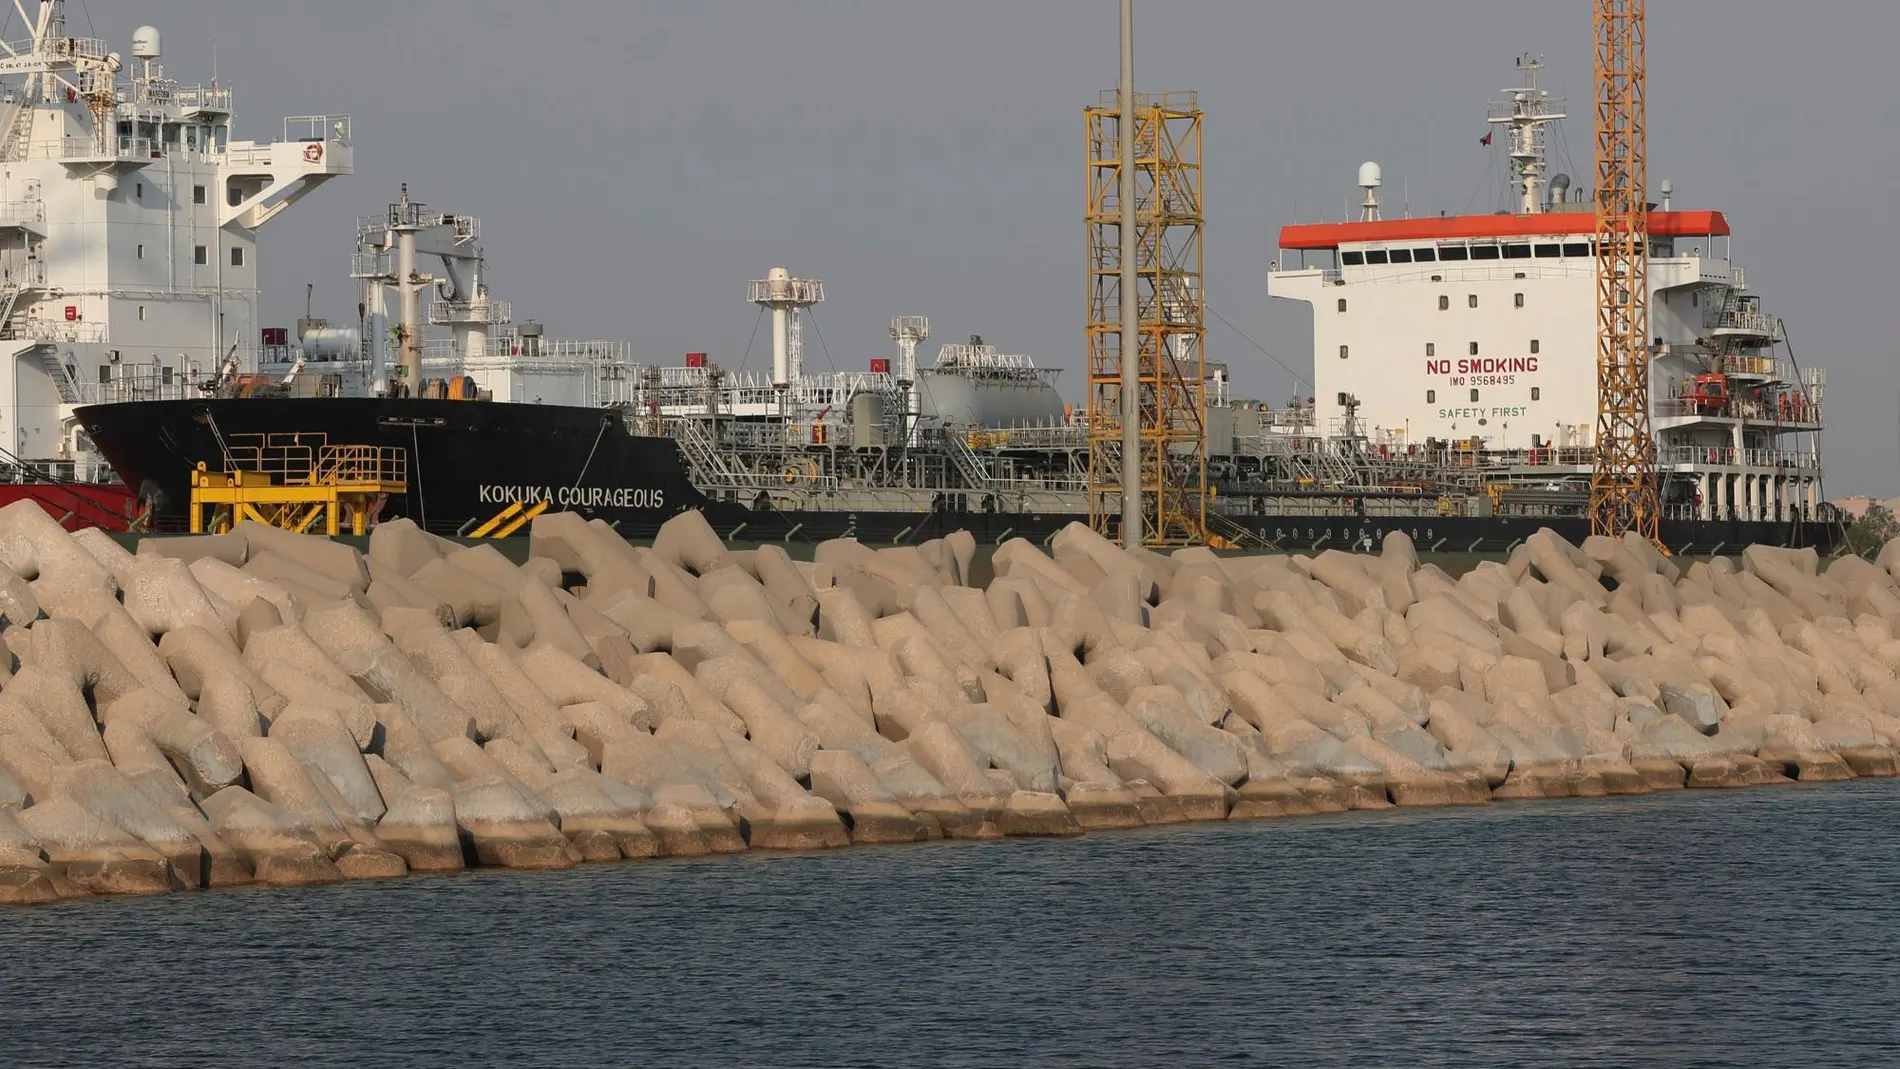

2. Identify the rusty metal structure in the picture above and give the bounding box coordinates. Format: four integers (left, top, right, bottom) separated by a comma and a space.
1085, 89, 1209, 546
1588, 0, 1660, 543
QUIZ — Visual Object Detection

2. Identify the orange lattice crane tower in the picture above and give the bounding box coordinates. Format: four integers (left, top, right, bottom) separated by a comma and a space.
1589, 0, 1660, 543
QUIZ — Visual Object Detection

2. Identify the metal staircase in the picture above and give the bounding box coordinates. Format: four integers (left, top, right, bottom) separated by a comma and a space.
944, 430, 994, 492
0, 284, 78, 404
31, 348, 77, 404
0, 102, 33, 162
669, 417, 761, 492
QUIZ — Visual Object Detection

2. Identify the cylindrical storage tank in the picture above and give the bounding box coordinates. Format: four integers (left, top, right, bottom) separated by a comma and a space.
300, 326, 360, 361
915, 370, 1064, 428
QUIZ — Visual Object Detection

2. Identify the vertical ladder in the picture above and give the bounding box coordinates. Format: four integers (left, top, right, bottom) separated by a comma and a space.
0, 102, 32, 162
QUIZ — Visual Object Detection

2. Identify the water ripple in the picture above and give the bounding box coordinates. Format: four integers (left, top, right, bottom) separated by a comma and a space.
2, 782, 1898, 1067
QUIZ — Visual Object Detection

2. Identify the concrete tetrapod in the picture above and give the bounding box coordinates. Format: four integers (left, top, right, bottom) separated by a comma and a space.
8, 510, 1900, 911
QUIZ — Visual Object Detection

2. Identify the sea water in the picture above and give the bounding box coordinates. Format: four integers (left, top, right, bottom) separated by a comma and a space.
3, 781, 1897, 1068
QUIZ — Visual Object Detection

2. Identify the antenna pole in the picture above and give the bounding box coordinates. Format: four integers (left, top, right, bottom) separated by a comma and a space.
1118, 0, 1141, 548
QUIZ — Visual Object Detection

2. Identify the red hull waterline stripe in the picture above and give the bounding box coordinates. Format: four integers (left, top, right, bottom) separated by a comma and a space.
0, 484, 137, 532
1278, 210, 1731, 250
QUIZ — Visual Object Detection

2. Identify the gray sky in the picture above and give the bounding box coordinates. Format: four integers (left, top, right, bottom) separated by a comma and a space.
74, 0, 1900, 495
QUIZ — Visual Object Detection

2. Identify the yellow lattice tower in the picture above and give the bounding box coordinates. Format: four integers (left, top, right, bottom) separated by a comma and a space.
1085, 90, 1207, 545
1589, 0, 1660, 543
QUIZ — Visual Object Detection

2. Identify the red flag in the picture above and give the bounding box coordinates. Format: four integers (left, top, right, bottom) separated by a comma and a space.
1480, 130, 1493, 147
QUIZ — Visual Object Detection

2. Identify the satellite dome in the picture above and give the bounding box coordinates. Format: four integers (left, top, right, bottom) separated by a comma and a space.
1357, 161, 1383, 188
131, 26, 160, 59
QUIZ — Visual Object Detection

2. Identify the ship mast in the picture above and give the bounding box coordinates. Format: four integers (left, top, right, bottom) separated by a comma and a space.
1485, 55, 1567, 215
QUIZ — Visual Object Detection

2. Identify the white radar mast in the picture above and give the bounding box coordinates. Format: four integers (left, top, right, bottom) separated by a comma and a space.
1485, 54, 1568, 215
746, 267, 824, 389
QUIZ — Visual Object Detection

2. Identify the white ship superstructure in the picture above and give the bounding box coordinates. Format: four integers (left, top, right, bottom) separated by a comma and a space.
0, 1, 349, 480
1269, 57, 1825, 525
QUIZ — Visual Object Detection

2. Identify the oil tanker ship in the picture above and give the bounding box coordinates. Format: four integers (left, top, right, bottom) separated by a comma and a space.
0, 11, 1835, 552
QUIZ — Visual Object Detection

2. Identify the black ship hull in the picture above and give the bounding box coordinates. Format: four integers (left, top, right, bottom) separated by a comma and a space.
76, 397, 706, 537
75, 397, 1842, 554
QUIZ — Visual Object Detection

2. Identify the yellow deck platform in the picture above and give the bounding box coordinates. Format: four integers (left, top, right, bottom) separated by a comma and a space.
189, 433, 408, 537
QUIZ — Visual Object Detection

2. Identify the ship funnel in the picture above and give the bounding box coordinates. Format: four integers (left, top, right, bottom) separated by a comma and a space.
1547, 172, 1571, 209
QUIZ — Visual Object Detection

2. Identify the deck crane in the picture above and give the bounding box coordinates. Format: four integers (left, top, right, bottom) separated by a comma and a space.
1588, 0, 1661, 544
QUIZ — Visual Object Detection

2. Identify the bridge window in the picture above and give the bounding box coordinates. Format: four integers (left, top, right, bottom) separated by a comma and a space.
194, 245, 207, 265
1426, 390, 1436, 403
1337, 298, 1347, 313
1413, 248, 1437, 262
1531, 387, 1541, 400
1535, 243, 1562, 257
193, 185, 207, 205
1514, 292, 1525, 308
1389, 249, 1413, 263
161, 365, 174, 385
1439, 246, 1470, 262
1438, 295, 1449, 311
1425, 342, 1435, 356
1364, 250, 1390, 265
1341, 251, 1365, 266
1469, 342, 1479, 355
1503, 244, 1532, 259
1530, 339, 1540, 353
1468, 294, 1479, 308
1562, 242, 1591, 257
137, 305, 145, 321
1339, 345, 1349, 360
1470, 244, 1502, 260
231, 247, 246, 267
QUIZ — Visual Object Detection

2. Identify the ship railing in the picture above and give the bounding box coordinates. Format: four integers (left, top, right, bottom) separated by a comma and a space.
428, 298, 513, 326
220, 434, 318, 483
22, 137, 158, 161
2, 34, 108, 60
1710, 309, 1780, 337
1340, 263, 1596, 287
1658, 445, 1822, 470
352, 250, 393, 279
482, 337, 633, 365
1655, 395, 1822, 425
286, 115, 350, 144
1716, 355, 1779, 377
313, 444, 407, 486
172, 86, 234, 112
3, 318, 106, 344
75, 374, 192, 406
0, 199, 44, 228
963, 425, 1089, 450
1092, 88, 1199, 111
0, 261, 47, 287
